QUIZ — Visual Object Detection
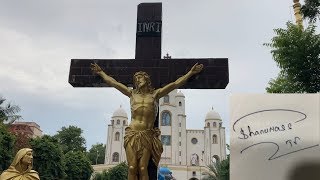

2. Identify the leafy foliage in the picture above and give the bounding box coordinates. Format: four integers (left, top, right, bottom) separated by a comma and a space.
55, 125, 86, 153
93, 162, 128, 180
107, 162, 128, 179
87, 143, 106, 165
203, 162, 219, 180
64, 151, 93, 180
217, 156, 229, 180
203, 156, 229, 180
0, 123, 15, 173
30, 135, 66, 180
30, 126, 94, 180
13, 132, 31, 154
301, 0, 320, 23
93, 170, 109, 180
265, 22, 320, 93
0, 96, 21, 124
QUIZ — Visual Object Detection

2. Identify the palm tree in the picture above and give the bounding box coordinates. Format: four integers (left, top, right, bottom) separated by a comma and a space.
202, 155, 230, 180
0, 96, 22, 124
202, 162, 220, 180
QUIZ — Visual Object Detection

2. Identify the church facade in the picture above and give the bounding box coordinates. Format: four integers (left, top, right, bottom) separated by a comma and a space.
100, 89, 226, 180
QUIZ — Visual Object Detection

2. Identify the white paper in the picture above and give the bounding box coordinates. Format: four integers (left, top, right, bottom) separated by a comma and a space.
230, 94, 320, 180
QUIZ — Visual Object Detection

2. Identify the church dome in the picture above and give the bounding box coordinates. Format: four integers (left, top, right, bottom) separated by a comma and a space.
205, 109, 221, 120
176, 91, 185, 97
112, 106, 128, 118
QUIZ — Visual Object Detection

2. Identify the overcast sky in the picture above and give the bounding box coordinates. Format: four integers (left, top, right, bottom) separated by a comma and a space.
0, 0, 307, 149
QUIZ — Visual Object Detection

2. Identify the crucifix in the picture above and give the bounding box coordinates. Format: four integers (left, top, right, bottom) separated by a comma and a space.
69, 3, 228, 180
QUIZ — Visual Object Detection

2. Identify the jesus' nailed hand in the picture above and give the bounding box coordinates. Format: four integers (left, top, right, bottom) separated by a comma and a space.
90, 62, 203, 180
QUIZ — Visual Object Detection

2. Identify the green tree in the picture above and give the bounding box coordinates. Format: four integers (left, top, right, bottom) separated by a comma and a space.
107, 162, 128, 179
64, 151, 93, 180
301, 0, 320, 22
0, 96, 21, 124
55, 125, 86, 153
93, 170, 109, 180
30, 135, 66, 180
0, 123, 15, 173
265, 22, 320, 93
93, 162, 128, 180
217, 156, 229, 180
49, 126, 92, 179
87, 143, 105, 165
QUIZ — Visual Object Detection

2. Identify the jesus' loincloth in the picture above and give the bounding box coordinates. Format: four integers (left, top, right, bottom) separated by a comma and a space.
124, 126, 163, 165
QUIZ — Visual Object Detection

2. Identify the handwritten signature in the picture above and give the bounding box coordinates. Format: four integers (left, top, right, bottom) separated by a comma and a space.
233, 109, 319, 160
233, 109, 307, 132
240, 141, 319, 160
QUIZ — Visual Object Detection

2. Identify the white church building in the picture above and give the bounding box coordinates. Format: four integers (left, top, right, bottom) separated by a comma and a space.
94, 89, 226, 180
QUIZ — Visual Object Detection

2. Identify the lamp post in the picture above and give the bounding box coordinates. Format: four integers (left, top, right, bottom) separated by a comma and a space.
95, 149, 100, 165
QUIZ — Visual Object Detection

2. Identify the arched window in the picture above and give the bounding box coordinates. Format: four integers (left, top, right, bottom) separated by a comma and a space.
112, 152, 119, 162
207, 122, 210, 127
161, 111, 171, 126
212, 134, 217, 144
115, 132, 120, 141
219, 122, 222, 127
164, 95, 169, 103
123, 120, 126, 126
213, 122, 216, 127
179, 101, 182, 106
116, 120, 120, 124
111, 120, 114, 125
161, 135, 171, 146
212, 155, 220, 163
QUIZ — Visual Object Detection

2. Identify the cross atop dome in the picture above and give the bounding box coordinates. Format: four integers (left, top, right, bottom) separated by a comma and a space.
163, 53, 171, 59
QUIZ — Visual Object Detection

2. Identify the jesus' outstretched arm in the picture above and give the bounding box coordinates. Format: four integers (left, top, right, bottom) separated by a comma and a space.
90, 63, 132, 97
155, 63, 203, 99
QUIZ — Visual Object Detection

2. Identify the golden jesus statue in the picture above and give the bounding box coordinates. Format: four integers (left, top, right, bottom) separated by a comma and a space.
91, 63, 203, 180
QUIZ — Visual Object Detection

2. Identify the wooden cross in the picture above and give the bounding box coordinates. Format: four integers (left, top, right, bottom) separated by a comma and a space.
68, 3, 228, 180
